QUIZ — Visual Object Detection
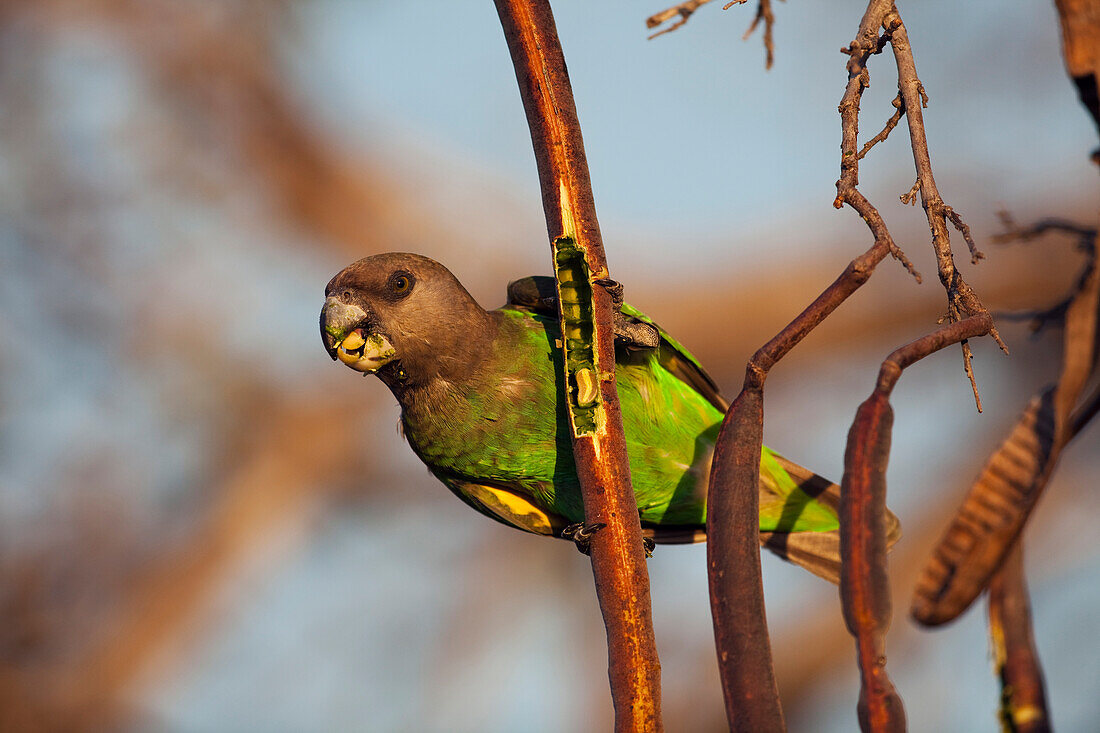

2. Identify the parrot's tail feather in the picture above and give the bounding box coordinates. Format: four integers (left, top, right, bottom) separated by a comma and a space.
644, 454, 902, 586
641, 525, 707, 544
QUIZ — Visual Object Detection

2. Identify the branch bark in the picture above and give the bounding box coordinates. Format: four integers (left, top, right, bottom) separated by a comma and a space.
494, 2, 662, 730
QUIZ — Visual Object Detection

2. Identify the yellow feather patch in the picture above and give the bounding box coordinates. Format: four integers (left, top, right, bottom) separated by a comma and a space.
463, 483, 558, 536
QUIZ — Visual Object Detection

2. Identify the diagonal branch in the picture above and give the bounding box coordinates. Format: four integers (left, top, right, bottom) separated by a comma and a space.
858, 93, 904, 160
494, 2, 662, 730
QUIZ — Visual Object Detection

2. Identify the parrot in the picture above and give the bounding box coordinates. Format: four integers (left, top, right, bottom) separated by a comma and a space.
320, 252, 899, 582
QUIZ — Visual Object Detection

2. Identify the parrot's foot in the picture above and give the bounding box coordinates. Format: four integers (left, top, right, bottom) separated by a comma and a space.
595, 278, 659, 350
561, 522, 606, 556
561, 523, 657, 558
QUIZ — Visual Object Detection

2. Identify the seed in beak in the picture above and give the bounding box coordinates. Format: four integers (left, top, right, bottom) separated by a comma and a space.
341, 330, 366, 351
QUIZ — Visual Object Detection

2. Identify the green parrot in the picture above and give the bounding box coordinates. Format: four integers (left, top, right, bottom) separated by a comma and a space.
320, 253, 899, 582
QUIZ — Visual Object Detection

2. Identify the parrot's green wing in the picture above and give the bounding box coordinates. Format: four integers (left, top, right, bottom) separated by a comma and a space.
504, 276, 900, 584
618, 301, 728, 413
507, 276, 727, 411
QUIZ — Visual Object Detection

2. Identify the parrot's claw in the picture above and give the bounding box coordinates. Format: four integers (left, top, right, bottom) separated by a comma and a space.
594, 277, 625, 308
561, 523, 657, 558
561, 522, 606, 555
595, 278, 660, 350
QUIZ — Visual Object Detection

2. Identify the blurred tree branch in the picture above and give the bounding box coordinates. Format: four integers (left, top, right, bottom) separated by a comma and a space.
647, 0, 777, 68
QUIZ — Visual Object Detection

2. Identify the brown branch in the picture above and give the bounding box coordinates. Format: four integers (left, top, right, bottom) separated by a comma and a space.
834, 0, 920, 281
988, 543, 1052, 733
494, 2, 662, 730
840, 313, 993, 733
912, 233, 1099, 625
702, 6, 920, 725
885, 9, 1006, 411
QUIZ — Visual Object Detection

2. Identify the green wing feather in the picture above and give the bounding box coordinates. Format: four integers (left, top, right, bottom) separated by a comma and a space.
503, 276, 844, 533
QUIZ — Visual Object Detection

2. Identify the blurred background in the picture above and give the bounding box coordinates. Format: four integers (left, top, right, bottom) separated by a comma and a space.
1, 0, 1097, 730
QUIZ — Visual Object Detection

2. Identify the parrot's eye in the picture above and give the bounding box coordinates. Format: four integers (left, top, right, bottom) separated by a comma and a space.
390, 272, 414, 296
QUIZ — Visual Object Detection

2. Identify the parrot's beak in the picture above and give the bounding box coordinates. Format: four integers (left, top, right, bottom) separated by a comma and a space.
320, 297, 396, 373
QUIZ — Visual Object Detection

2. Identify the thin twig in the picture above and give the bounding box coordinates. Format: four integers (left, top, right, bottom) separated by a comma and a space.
736, 0, 776, 69
945, 205, 984, 263
899, 177, 920, 205
886, 9, 1006, 411
857, 93, 904, 160
993, 212, 1098, 246
494, 2, 662, 729
646, 0, 717, 39
834, 0, 920, 280
648, 0, 777, 70
992, 216, 1097, 334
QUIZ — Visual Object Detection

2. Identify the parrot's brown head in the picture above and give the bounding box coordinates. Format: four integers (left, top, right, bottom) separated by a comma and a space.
321, 253, 491, 389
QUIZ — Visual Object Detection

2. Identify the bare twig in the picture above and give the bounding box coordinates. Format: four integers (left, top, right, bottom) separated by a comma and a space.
833, 1, 919, 280
886, 9, 1006, 411
647, 0, 777, 69
993, 212, 1097, 247
993, 217, 1097, 334
945, 205, 984, 263
899, 178, 920, 205
988, 543, 1052, 733
737, 0, 776, 69
646, 0, 717, 39
494, 2, 662, 730
858, 94, 904, 160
